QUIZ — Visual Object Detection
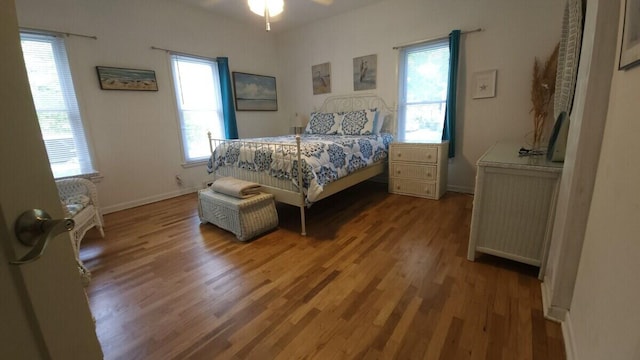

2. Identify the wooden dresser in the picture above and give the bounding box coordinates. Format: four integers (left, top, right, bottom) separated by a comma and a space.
388, 140, 448, 200
467, 141, 563, 278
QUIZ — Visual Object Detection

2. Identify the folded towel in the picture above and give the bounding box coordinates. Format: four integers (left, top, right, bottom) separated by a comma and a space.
210, 177, 262, 199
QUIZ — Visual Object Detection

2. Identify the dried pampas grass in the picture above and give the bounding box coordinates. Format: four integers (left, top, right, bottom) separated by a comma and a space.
530, 43, 559, 148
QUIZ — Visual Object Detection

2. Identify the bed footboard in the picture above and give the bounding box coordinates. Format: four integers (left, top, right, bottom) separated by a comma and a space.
208, 133, 307, 235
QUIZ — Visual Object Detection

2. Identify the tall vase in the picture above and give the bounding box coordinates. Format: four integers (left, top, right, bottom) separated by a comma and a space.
532, 114, 546, 151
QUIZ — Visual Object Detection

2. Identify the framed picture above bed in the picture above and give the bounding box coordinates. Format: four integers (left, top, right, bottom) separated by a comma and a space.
353, 54, 377, 91
312, 62, 331, 95
232, 72, 278, 111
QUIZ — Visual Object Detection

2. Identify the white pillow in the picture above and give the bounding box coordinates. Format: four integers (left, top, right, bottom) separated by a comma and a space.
304, 112, 342, 134
339, 109, 376, 135
373, 111, 388, 134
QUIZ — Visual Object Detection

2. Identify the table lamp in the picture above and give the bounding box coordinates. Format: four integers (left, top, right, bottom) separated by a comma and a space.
290, 112, 305, 135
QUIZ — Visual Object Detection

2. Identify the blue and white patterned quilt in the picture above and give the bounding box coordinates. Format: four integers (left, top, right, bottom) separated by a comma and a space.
208, 133, 393, 203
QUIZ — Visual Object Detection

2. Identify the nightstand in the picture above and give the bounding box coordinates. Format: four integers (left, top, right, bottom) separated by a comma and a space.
388, 140, 449, 199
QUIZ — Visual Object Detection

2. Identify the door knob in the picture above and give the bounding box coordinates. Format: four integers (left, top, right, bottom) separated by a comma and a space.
11, 209, 74, 265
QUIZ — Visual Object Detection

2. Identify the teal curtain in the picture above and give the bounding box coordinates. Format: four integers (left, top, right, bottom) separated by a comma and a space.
442, 30, 460, 158
216, 57, 238, 139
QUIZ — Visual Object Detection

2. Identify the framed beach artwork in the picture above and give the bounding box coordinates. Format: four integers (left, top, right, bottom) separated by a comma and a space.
353, 54, 377, 91
232, 72, 278, 111
312, 62, 331, 95
620, 0, 640, 70
471, 69, 497, 99
96, 66, 158, 91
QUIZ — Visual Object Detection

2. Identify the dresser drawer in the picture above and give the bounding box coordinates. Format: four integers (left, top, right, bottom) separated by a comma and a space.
389, 145, 438, 163
390, 162, 437, 180
389, 179, 437, 199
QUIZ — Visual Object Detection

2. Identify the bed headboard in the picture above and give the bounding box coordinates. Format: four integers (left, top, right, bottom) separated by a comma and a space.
316, 93, 397, 136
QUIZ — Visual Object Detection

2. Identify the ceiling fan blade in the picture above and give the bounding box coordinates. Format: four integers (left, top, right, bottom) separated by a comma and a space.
312, 0, 334, 6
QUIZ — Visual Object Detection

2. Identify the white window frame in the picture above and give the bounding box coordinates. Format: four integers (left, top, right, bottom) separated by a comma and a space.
169, 54, 225, 165
20, 32, 97, 179
397, 39, 450, 142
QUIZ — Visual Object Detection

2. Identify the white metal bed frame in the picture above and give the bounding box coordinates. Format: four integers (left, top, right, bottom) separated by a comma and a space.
208, 93, 396, 236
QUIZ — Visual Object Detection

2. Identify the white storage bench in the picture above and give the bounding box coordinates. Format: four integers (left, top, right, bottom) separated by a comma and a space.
198, 189, 278, 241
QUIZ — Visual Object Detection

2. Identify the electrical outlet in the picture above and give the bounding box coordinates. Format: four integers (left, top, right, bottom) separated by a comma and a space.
175, 175, 183, 185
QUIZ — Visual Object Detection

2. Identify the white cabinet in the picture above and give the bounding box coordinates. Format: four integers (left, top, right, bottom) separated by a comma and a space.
467, 141, 563, 278
388, 141, 448, 200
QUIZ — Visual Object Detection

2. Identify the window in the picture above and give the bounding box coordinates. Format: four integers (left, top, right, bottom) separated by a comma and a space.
397, 39, 450, 142
20, 32, 96, 178
170, 54, 225, 163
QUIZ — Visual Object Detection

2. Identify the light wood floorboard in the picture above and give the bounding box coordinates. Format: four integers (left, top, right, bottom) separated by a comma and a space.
81, 181, 565, 360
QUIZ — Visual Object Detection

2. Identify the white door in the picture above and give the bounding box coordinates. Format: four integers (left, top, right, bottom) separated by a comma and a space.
0, 0, 103, 358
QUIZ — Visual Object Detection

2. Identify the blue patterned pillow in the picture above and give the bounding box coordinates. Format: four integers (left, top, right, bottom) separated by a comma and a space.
304, 112, 341, 134
339, 109, 376, 135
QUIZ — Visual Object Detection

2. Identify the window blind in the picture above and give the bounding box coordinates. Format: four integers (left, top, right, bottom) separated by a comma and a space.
397, 39, 450, 141
20, 32, 96, 178
170, 54, 224, 162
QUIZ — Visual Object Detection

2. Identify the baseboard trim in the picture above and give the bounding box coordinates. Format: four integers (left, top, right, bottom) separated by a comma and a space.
101, 187, 198, 214
101, 183, 473, 214
540, 282, 575, 359
540, 282, 567, 322
447, 184, 474, 194
561, 312, 577, 360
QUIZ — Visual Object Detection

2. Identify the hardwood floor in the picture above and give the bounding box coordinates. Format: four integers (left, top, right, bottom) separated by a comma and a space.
81, 182, 565, 360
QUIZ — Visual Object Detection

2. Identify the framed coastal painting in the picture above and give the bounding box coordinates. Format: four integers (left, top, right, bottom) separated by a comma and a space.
96, 66, 158, 91
312, 62, 331, 95
232, 72, 278, 111
353, 54, 377, 91
619, 0, 640, 70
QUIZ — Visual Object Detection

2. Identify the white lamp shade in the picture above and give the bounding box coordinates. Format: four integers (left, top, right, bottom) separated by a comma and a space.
248, 0, 284, 17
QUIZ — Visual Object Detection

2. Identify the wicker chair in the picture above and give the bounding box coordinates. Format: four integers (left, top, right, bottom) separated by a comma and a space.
56, 177, 104, 285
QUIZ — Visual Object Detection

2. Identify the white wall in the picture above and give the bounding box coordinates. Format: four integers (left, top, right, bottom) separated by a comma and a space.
15, 0, 284, 213
565, 2, 640, 358
275, 0, 564, 192
14, 0, 565, 211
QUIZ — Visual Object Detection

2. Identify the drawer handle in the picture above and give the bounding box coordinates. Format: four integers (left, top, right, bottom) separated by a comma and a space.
427, 154, 432, 159
397, 185, 401, 190
397, 170, 401, 175
397, 153, 402, 158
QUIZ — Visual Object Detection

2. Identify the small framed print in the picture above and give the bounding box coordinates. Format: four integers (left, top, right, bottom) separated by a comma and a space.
472, 69, 497, 99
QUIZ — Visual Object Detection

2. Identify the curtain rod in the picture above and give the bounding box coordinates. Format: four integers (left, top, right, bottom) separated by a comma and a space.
392, 28, 483, 50
20, 27, 97, 40
150, 46, 220, 61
